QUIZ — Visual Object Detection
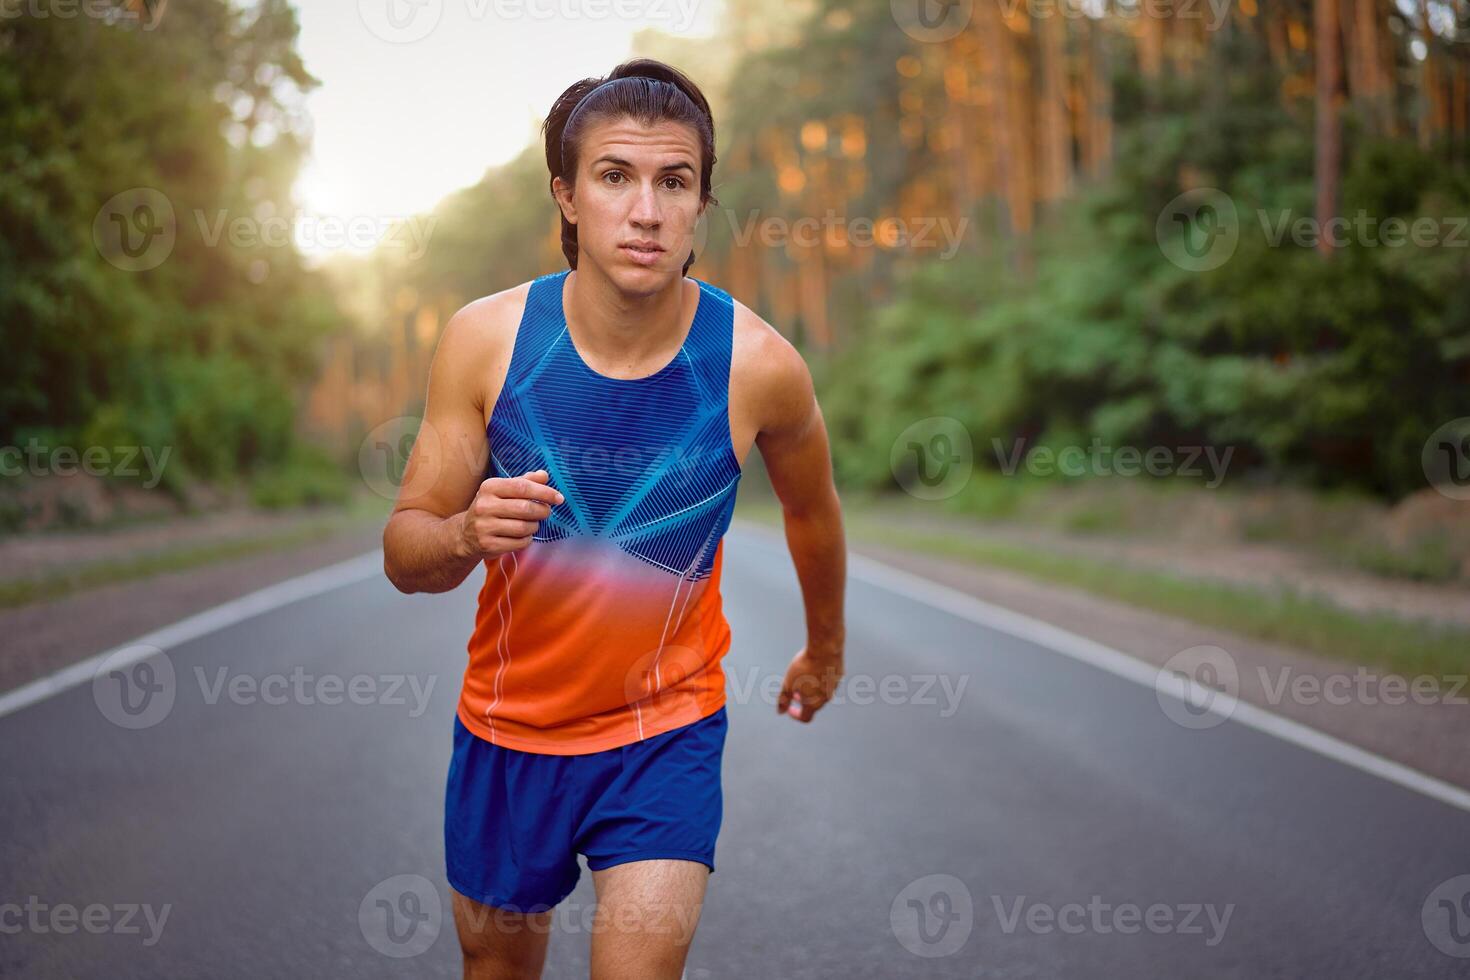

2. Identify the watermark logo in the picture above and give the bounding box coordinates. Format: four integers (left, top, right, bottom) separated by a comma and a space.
891, 873, 974, 957
1155, 645, 1238, 730
1257, 667, 1467, 708
689, 204, 712, 263
92, 645, 176, 730
726, 209, 969, 260
495, 0, 704, 32
1257, 210, 1469, 250
991, 894, 1233, 946
360, 416, 443, 501
726, 665, 969, 717
1423, 418, 1470, 501
0, 439, 171, 489
993, 438, 1234, 487
891, 417, 973, 500
193, 208, 436, 260
624, 643, 708, 723
93, 188, 176, 272
358, 0, 443, 43
357, 0, 703, 42
891, 0, 973, 43
0, 0, 167, 29
193, 666, 437, 717
1156, 188, 1239, 272
1160, 193, 1468, 271
997, 0, 1232, 31
360, 874, 442, 958
455, 893, 704, 941
0, 897, 171, 946
1422, 875, 1470, 958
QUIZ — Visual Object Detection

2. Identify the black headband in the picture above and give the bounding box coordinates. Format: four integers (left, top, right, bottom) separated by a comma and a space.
560, 78, 620, 174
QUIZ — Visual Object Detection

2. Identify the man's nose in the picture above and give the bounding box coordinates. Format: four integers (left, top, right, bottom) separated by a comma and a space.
629, 180, 662, 227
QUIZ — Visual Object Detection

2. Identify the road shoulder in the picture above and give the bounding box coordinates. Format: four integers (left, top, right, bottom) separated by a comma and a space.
0, 524, 386, 695
841, 533, 1470, 793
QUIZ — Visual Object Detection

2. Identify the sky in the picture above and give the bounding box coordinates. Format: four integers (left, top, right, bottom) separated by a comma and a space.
289, 0, 724, 255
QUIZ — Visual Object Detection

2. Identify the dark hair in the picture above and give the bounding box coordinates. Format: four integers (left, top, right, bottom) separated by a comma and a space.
541, 58, 718, 276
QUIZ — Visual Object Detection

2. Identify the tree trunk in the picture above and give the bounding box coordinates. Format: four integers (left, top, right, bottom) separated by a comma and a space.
1038, 11, 1073, 202
1418, 0, 1435, 149
1313, 0, 1342, 256
1349, 0, 1386, 133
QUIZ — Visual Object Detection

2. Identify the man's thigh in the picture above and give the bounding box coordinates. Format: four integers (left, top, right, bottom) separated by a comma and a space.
452, 887, 554, 980
589, 858, 710, 980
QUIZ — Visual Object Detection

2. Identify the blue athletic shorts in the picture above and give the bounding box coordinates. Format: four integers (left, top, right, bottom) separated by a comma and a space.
444, 706, 728, 912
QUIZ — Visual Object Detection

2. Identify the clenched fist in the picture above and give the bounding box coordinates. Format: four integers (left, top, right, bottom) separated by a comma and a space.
455, 469, 564, 560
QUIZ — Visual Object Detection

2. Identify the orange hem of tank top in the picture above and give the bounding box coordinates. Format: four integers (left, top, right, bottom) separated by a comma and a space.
454, 693, 728, 756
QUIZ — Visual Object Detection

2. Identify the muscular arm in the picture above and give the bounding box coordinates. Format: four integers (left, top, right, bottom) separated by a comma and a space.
382, 293, 562, 594
741, 318, 847, 720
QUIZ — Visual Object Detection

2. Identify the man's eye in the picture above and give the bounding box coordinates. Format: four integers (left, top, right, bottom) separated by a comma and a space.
662, 177, 686, 191
603, 171, 625, 184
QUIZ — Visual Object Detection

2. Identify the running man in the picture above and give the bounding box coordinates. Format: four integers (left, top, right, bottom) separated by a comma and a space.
383, 59, 846, 979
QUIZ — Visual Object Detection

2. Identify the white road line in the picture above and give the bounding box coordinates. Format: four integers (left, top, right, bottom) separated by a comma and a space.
839, 548, 1470, 816
0, 550, 385, 721
6, 527, 1470, 819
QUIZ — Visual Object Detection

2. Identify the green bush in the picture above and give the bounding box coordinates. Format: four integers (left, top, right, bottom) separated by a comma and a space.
1340, 537, 1463, 584
249, 446, 351, 510
819, 32, 1470, 503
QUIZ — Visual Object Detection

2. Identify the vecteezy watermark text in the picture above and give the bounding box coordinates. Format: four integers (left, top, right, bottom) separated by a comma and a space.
990, 894, 1234, 947
993, 438, 1234, 488
1158, 189, 1470, 271
193, 209, 436, 260
93, 187, 437, 271
889, 874, 1234, 959
727, 665, 969, 717
1156, 645, 1470, 731
893, 0, 1231, 44
0, 897, 171, 947
356, 0, 704, 45
1, 439, 171, 489
92, 646, 439, 730
0, 0, 166, 29
1257, 210, 1470, 250
725, 209, 969, 260
194, 666, 436, 717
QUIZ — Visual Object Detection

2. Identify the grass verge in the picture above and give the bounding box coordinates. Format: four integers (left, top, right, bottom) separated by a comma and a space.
741, 502, 1470, 682
0, 509, 383, 610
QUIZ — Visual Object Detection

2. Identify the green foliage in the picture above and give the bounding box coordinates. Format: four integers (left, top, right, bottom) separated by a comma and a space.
0, 1, 338, 497
1339, 536, 1462, 583
821, 30, 1470, 501
249, 445, 352, 510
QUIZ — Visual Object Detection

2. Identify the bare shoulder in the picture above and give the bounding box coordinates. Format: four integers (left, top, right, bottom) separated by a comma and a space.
431, 279, 534, 414
438, 280, 532, 365
729, 297, 816, 438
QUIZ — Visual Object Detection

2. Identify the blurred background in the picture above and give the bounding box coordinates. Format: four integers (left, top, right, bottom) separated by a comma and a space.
4, 0, 1469, 667
6, 0, 1470, 542
2, 0, 1470, 690
5, 1, 1470, 975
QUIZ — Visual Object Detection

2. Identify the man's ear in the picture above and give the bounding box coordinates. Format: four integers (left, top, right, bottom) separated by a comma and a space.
551, 175, 577, 225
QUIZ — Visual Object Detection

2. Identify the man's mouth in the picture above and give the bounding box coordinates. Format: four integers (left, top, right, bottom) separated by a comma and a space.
619, 241, 665, 266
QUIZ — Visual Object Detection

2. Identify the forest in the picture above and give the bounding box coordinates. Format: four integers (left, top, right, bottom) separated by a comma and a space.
3, 0, 1468, 517
2, 0, 340, 507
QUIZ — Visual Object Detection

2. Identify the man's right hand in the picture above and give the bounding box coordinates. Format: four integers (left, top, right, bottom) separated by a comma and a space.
455, 469, 565, 560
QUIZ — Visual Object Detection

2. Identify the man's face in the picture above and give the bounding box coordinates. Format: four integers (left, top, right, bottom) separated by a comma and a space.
555, 115, 705, 292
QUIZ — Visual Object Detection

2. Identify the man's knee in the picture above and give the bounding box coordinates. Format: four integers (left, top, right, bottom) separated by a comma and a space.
452, 891, 552, 980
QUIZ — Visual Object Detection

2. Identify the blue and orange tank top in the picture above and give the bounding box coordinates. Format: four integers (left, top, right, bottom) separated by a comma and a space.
458, 268, 743, 754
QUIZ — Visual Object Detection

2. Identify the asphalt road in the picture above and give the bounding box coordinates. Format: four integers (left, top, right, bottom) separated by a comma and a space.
3, 525, 1469, 978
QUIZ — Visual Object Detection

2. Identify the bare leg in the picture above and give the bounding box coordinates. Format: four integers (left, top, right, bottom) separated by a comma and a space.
588, 859, 709, 980
452, 888, 555, 980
